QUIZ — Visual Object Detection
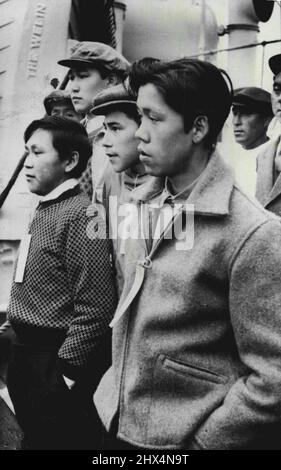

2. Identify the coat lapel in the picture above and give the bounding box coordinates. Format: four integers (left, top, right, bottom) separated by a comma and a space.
130, 152, 235, 253
187, 151, 234, 216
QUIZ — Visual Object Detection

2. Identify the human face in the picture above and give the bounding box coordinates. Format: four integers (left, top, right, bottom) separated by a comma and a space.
135, 83, 192, 177
24, 129, 69, 196
68, 67, 108, 114
272, 72, 281, 121
102, 110, 139, 173
51, 103, 81, 121
232, 107, 269, 149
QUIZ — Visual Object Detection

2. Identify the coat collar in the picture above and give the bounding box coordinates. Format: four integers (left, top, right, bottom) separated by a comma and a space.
255, 136, 281, 207
40, 178, 78, 203
130, 151, 234, 217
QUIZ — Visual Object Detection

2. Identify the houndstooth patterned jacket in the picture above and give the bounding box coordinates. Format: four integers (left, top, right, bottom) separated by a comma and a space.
8, 186, 117, 379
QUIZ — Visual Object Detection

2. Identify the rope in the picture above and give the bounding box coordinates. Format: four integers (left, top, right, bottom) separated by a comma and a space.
0, 60, 69, 209
105, 0, 117, 49
0, 152, 28, 209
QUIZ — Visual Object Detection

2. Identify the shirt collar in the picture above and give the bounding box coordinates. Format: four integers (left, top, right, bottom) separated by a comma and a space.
158, 175, 201, 207
84, 115, 104, 133
267, 116, 281, 140
40, 178, 79, 203
131, 151, 235, 217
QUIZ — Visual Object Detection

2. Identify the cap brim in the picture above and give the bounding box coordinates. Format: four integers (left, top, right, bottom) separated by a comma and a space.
57, 58, 100, 68
232, 103, 255, 114
232, 102, 248, 108
91, 100, 136, 115
269, 54, 281, 75
232, 102, 272, 115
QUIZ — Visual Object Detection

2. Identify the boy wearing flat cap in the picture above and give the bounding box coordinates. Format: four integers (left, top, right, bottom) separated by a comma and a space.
231, 87, 273, 196
44, 89, 82, 121
256, 53, 281, 215
94, 58, 281, 450
91, 83, 150, 296
58, 41, 130, 200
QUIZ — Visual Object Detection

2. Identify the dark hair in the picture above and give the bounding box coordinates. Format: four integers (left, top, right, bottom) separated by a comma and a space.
24, 116, 92, 178
128, 57, 233, 149
120, 104, 141, 124
70, 63, 128, 83
99, 66, 128, 83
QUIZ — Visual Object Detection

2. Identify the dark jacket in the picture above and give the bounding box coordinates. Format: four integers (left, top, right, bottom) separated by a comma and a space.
255, 136, 281, 215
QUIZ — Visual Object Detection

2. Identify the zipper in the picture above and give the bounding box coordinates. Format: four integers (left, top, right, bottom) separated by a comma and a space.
139, 203, 185, 269
115, 204, 185, 434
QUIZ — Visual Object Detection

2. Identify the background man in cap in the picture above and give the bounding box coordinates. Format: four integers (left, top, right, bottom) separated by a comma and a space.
43, 89, 82, 121
256, 53, 281, 215
94, 57, 281, 450
58, 41, 130, 200
231, 87, 273, 196
232, 87, 272, 150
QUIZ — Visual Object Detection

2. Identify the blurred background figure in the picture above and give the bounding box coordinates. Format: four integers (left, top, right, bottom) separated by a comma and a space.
44, 89, 82, 121
266, 53, 281, 141
256, 53, 281, 216
230, 87, 273, 196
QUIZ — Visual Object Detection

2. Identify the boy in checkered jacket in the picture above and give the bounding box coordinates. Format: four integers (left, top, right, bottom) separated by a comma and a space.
7, 116, 117, 449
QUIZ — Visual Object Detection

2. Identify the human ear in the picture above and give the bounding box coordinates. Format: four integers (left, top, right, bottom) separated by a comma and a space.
192, 115, 209, 144
65, 151, 79, 173
105, 73, 119, 87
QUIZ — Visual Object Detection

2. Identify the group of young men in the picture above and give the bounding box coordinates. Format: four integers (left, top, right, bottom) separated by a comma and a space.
6, 40, 281, 450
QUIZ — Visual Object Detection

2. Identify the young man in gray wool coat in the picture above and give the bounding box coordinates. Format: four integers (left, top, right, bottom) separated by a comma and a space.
94, 57, 281, 451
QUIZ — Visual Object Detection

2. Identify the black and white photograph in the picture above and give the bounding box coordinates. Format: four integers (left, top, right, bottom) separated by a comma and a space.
1, 0, 281, 453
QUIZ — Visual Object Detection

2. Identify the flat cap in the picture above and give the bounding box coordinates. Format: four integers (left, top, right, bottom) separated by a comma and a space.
269, 53, 281, 75
58, 41, 130, 74
44, 90, 74, 115
91, 83, 136, 115
232, 87, 273, 116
